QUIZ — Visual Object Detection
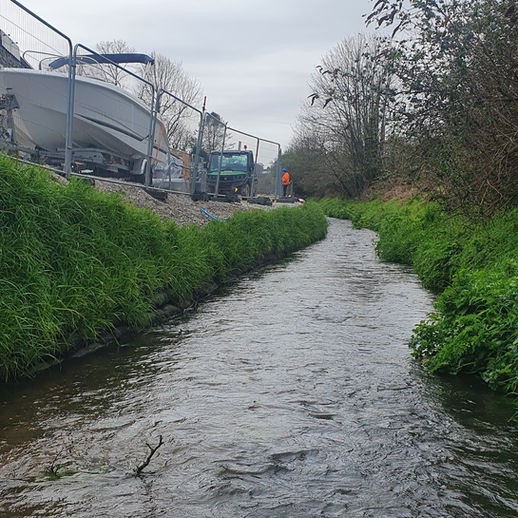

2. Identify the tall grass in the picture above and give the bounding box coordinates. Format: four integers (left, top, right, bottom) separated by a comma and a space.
319, 197, 518, 397
0, 156, 327, 380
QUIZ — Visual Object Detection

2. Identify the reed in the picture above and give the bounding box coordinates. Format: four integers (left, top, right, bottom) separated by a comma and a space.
0, 156, 327, 380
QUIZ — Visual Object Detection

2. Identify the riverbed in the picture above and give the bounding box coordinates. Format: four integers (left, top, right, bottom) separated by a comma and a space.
1, 219, 516, 517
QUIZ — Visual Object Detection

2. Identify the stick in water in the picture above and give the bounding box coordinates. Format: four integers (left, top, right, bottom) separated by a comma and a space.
135, 435, 164, 475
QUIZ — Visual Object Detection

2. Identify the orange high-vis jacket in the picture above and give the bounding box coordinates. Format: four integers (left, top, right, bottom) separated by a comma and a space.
282, 172, 290, 185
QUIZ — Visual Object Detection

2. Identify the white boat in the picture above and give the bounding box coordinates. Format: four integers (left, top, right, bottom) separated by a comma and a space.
0, 66, 169, 170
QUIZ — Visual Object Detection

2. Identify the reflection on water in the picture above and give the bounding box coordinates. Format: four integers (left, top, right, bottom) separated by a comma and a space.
1, 219, 516, 517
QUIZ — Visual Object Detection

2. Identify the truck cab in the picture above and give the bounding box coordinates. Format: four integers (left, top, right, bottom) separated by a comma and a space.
206, 149, 255, 196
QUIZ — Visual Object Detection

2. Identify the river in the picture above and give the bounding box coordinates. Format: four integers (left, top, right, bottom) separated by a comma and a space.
0, 219, 517, 517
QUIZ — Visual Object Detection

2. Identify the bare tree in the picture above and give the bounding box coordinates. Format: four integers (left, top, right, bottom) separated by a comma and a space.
91, 39, 136, 87
296, 35, 395, 197
136, 52, 203, 150
201, 111, 228, 156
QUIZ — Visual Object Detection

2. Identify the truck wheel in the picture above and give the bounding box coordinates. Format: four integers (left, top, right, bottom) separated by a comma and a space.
241, 183, 250, 198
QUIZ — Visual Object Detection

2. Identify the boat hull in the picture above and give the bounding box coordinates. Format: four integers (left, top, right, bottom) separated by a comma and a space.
0, 68, 168, 164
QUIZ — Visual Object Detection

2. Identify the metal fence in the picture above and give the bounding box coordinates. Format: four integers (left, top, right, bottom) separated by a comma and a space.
153, 88, 205, 195
0, 0, 71, 69
196, 113, 282, 198
0, 0, 283, 198
225, 126, 282, 198
0, 0, 74, 169
71, 43, 159, 184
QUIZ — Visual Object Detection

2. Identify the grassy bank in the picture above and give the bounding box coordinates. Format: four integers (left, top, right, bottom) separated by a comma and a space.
319, 197, 518, 397
0, 156, 327, 381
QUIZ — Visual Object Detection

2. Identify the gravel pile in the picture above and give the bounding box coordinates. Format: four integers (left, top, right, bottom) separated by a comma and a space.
94, 179, 272, 226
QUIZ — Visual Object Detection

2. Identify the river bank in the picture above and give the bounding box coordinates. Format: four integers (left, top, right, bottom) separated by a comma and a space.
93, 177, 273, 226
0, 155, 327, 381
319, 197, 518, 400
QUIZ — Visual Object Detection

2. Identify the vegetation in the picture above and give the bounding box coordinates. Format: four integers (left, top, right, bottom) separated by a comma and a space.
0, 156, 327, 381
288, 0, 517, 215
319, 197, 518, 397
285, 35, 394, 199
200, 112, 228, 157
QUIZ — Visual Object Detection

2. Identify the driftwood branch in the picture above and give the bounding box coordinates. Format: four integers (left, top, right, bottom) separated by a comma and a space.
134, 435, 164, 475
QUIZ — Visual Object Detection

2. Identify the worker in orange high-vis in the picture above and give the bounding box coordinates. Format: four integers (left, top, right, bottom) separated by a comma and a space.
281, 168, 290, 197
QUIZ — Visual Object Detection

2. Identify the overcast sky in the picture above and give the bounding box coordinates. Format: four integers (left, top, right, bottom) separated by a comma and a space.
15, 0, 375, 149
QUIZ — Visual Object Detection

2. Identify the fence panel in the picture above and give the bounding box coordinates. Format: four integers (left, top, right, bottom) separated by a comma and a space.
0, 1, 73, 168
220, 126, 282, 198
0, 0, 70, 69
153, 88, 204, 194
70, 44, 159, 184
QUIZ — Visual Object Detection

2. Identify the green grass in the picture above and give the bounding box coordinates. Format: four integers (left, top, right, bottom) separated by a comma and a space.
319, 197, 518, 398
0, 156, 327, 380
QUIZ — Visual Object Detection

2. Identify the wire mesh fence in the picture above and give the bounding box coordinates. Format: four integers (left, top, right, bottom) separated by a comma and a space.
70, 44, 160, 184
0, 0, 73, 164
225, 127, 281, 198
0, 1, 283, 198
0, 0, 70, 69
199, 115, 281, 198
152, 88, 203, 194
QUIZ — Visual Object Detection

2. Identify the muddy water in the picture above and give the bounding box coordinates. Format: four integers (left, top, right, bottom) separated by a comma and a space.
0, 219, 517, 517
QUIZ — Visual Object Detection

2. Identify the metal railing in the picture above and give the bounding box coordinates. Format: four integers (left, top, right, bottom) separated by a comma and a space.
1, 0, 284, 198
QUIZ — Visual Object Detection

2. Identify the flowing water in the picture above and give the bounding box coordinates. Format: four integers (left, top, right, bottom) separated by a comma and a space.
0, 219, 517, 517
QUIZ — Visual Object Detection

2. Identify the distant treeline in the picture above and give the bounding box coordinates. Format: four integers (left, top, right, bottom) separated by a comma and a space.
0, 156, 327, 381
285, 0, 517, 217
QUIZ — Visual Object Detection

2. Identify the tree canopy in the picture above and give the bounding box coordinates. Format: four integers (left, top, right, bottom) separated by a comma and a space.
289, 0, 518, 214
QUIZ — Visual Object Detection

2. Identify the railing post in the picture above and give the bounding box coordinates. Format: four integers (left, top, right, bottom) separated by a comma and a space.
191, 98, 206, 195
145, 86, 157, 186
275, 145, 282, 198
249, 138, 260, 199
214, 124, 227, 196
64, 48, 76, 177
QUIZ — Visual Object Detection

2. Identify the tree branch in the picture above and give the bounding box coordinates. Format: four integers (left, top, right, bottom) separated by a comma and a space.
134, 435, 164, 475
